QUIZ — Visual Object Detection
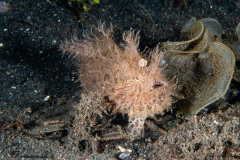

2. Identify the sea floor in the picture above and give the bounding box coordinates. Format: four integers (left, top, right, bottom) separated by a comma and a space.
0, 0, 239, 159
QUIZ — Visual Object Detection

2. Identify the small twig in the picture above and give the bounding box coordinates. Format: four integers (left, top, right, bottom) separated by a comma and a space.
45, 121, 71, 126
135, 0, 156, 30
92, 119, 112, 129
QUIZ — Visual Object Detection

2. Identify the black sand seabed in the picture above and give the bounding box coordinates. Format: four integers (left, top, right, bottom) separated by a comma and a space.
0, 0, 239, 159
